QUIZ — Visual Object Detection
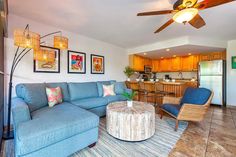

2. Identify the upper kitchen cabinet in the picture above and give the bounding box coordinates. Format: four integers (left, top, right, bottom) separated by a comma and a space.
199, 52, 226, 61
192, 55, 199, 71
181, 56, 194, 71
143, 58, 152, 67
159, 58, 172, 72
152, 59, 159, 72
171, 57, 181, 71
129, 54, 145, 71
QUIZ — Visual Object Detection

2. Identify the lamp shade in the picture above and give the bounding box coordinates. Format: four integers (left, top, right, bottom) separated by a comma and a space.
14, 29, 40, 49
54, 36, 68, 50
34, 48, 55, 62
172, 8, 198, 23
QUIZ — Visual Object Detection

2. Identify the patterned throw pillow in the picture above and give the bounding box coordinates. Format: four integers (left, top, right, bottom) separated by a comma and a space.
46, 87, 63, 107
103, 84, 116, 97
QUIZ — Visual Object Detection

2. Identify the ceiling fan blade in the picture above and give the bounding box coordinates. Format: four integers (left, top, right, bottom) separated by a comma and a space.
137, 10, 173, 16
154, 19, 174, 33
196, 0, 235, 10
189, 14, 206, 29
173, 0, 184, 10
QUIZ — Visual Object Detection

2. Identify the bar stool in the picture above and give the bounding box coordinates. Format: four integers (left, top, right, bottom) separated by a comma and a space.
138, 82, 156, 103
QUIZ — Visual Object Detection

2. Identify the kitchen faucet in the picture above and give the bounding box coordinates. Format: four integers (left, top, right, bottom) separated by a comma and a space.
178, 71, 183, 79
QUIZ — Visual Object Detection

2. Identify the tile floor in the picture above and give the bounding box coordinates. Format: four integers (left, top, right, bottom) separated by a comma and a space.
169, 105, 236, 157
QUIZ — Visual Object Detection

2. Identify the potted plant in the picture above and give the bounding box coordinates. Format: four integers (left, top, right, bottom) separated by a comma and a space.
123, 66, 134, 81
122, 91, 137, 107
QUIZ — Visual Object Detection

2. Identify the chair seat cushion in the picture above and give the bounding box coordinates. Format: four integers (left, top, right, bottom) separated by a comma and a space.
16, 102, 99, 155
71, 97, 107, 110
104, 95, 127, 103
161, 104, 181, 117
180, 87, 212, 106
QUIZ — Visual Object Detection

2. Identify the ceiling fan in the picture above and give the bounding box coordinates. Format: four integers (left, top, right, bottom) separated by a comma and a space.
137, 0, 235, 33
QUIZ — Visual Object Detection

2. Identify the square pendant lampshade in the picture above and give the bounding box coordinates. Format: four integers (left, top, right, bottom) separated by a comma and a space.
14, 29, 40, 49
54, 36, 68, 50
34, 48, 55, 62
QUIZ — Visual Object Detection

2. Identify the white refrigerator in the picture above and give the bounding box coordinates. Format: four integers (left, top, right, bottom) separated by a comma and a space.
199, 60, 226, 106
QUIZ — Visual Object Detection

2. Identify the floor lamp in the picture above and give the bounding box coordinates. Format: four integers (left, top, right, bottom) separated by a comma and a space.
3, 24, 68, 140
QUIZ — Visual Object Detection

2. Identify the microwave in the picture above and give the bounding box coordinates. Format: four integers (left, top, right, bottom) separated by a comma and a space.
144, 65, 152, 73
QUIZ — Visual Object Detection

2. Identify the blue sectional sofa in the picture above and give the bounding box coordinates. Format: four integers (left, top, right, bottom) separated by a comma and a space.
12, 81, 130, 157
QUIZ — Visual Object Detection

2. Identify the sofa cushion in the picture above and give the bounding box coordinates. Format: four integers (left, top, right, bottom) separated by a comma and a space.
180, 87, 212, 106
16, 102, 99, 156
45, 82, 70, 102
71, 97, 108, 110
68, 82, 99, 101
161, 104, 181, 117
97, 80, 116, 97
15, 83, 48, 112
114, 82, 127, 94
103, 84, 116, 97
104, 95, 127, 104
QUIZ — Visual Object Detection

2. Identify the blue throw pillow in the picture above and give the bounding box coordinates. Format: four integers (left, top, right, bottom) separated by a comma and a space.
114, 82, 126, 95
180, 87, 212, 106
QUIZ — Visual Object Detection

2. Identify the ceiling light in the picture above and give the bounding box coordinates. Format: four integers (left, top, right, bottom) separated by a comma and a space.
143, 53, 147, 55
172, 8, 198, 23
166, 49, 170, 52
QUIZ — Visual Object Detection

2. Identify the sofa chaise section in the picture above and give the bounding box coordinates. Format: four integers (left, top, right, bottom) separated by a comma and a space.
13, 83, 99, 157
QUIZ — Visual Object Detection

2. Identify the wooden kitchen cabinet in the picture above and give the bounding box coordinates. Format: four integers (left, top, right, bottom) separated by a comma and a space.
199, 52, 226, 61
192, 55, 199, 71
181, 56, 194, 71
159, 58, 172, 72
144, 58, 152, 67
129, 55, 144, 71
152, 59, 159, 72
171, 57, 181, 71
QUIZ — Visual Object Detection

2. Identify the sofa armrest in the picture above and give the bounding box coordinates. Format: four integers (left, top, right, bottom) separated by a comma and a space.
12, 98, 31, 127
163, 96, 182, 104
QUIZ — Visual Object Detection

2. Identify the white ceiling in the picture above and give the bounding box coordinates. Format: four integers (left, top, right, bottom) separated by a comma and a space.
136, 45, 226, 59
8, 0, 236, 49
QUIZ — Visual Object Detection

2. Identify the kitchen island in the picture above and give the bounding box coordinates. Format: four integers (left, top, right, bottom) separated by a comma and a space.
126, 80, 197, 104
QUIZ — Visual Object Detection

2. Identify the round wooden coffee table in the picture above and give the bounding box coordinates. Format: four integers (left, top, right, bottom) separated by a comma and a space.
106, 101, 155, 141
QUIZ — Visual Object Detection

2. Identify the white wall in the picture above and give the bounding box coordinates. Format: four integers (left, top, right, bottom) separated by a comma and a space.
227, 40, 236, 106
5, 14, 128, 96
4, 14, 129, 124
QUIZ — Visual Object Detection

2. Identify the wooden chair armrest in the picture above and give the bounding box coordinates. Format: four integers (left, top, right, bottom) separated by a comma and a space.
163, 96, 182, 104
177, 103, 208, 121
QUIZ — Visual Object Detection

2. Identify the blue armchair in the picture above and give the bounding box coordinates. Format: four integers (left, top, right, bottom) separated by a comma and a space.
160, 87, 213, 131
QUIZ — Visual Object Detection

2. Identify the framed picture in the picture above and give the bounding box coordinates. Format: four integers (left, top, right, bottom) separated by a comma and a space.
232, 56, 236, 69
34, 46, 60, 73
91, 54, 104, 74
67, 50, 86, 74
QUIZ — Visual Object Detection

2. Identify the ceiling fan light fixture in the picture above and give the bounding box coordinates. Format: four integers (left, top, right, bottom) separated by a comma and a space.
172, 8, 198, 23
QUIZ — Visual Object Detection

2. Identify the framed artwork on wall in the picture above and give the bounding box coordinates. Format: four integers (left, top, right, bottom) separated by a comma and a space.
34, 46, 60, 73
68, 50, 86, 74
91, 54, 104, 74
232, 56, 236, 69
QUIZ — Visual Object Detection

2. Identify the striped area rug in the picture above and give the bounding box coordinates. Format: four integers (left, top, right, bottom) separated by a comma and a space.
71, 115, 188, 157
